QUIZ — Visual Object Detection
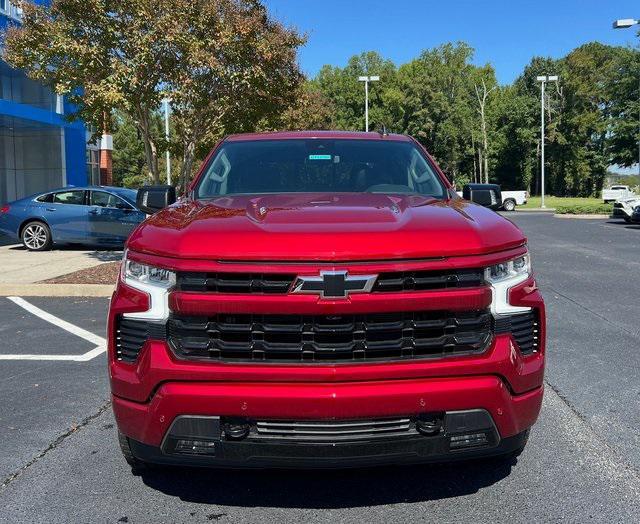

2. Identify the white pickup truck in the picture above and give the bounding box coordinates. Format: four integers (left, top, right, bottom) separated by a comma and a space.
456, 189, 527, 211
500, 191, 528, 211
602, 185, 634, 203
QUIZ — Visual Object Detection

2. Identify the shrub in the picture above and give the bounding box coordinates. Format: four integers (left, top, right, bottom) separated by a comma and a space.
555, 203, 613, 215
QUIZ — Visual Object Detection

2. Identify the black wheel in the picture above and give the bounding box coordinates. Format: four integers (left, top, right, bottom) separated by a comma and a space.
624, 217, 632, 223
118, 431, 148, 472
21, 221, 52, 251
503, 199, 516, 212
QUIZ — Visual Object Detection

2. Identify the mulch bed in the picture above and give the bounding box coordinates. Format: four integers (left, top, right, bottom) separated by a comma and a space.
41, 262, 121, 285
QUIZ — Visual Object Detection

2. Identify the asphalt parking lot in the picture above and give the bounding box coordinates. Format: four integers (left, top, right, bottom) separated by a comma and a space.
1, 213, 639, 523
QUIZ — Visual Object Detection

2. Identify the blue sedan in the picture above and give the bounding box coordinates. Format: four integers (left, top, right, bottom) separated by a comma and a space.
0, 186, 146, 251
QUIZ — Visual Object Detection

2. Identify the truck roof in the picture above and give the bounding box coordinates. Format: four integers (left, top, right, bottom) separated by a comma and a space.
224, 130, 412, 142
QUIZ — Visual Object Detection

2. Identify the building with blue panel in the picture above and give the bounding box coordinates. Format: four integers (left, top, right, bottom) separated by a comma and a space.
0, 0, 98, 204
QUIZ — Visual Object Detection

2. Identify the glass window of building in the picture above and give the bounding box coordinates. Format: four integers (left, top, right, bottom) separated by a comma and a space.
86, 149, 100, 185
0, 115, 65, 205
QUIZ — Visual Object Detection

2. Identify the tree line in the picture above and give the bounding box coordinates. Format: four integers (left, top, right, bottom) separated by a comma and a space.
3, 1, 639, 196
289, 43, 639, 196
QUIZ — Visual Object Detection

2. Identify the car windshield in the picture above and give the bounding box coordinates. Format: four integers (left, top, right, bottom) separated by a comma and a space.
196, 139, 447, 199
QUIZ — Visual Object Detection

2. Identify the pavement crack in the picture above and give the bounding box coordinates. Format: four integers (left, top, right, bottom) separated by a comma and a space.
548, 285, 640, 341
545, 379, 588, 422
0, 400, 111, 491
545, 380, 640, 480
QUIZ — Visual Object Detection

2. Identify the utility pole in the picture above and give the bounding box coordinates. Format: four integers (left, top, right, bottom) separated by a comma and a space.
613, 18, 640, 177
357, 75, 379, 132
163, 98, 172, 185
536, 75, 559, 209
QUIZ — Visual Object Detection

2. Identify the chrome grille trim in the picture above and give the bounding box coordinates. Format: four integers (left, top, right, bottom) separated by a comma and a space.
253, 418, 414, 441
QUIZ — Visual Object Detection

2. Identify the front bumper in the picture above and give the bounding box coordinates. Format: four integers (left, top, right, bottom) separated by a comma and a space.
125, 413, 531, 469
112, 366, 543, 467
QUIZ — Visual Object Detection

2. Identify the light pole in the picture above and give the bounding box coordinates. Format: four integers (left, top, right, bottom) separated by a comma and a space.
536, 75, 559, 209
162, 98, 172, 185
613, 18, 640, 177
357, 75, 379, 132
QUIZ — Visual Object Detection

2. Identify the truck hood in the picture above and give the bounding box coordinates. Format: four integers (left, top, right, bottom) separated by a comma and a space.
127, 193, 525, 261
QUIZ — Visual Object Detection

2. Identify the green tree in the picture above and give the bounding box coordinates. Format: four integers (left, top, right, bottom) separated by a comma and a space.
556, 43, 619, 196
315, 51, 398, 132
165, 0, 305, 190
490, 85, 538, 191
509, 56, 565, 195
261, 83, 336, 131
5, 0, 172, 183
111, 110, 165, 187
607, 47, 640, 169
396, 42, 477, 184
4, 0, 304, 190
112, 111, 147, 188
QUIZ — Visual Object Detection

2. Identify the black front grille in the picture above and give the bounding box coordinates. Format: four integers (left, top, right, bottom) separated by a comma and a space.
373, 269, 484, 292
494, 311, 540, 355
176, 269, 485, 294
177, 272, 296, 294
167, 310, 493, 363
115, 317, 167, 362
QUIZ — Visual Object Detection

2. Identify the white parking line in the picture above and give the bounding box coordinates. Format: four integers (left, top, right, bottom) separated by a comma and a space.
0, 297, 106, 362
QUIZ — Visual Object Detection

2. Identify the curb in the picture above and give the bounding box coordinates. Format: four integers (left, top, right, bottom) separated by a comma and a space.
514, 208, 556, 213
553, 214, 610, 220
0, 283, 114, 297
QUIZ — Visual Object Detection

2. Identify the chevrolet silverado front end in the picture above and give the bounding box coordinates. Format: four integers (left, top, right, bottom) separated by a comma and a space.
108, 131, 545, 469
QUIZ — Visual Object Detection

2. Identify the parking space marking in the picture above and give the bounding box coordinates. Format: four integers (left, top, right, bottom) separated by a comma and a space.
0, 297, 106, 362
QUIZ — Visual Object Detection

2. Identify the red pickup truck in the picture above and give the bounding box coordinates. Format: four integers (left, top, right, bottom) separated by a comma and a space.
109, 131, 545, 470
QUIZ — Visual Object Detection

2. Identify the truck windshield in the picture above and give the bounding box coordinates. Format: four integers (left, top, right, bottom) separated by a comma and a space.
196, 139, 447, 199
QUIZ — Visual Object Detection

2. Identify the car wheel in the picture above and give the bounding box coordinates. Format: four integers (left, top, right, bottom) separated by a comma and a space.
503, 199, 516, 212
118, 431, 149, 472
624, 217, 632, 223
21, 221, 52, 251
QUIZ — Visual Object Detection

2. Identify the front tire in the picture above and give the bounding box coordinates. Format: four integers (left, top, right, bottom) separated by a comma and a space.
21, 221, 52, 251
502, 199, 516, 212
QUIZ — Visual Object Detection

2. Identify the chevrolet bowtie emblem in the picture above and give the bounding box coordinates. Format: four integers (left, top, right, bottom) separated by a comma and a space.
291, 271, 378, 299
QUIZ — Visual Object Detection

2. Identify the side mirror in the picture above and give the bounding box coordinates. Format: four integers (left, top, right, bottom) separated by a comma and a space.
136, 185, 177, 215
462, 184, 503, 211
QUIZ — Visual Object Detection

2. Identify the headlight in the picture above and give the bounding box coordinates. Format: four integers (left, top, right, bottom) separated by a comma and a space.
121, 251, 175, 320
124, 259, 175, 287
485, 253, 532, 315
485, 254, 530, 284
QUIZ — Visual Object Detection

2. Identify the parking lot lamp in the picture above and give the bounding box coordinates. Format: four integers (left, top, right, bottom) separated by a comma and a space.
613, 19, 639, 29
536, 75, 559, 209
613, 18, 640, 177
357, 75, 380, 132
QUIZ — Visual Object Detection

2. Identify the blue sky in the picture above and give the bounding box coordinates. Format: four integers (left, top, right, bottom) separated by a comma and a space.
264, 0, 640, 85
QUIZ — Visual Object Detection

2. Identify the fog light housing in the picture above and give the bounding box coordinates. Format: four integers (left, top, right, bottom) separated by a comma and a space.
416, 414, 443, 436
174, 439, 217, 455
224, 422, 251, 440
449, 432, 489, 450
